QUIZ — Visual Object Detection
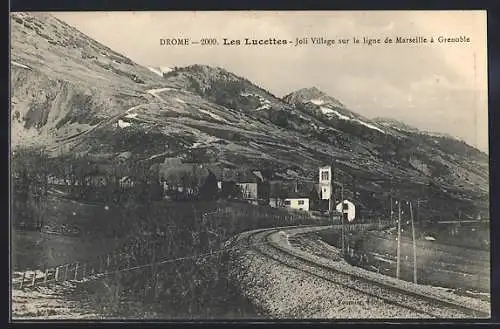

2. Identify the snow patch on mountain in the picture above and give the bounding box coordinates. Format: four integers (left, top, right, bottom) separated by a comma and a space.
310, 99, 325, 106
255, 103, 272, 111
240, 92, 274, 111
319, 106, 338, 116
118, 120, 132, 128
198, 108, 230, 123
324, 109, 385, 133
11, 61, 32, 70
147, 66, 173, 77
327, 109, 351, 121
124, 113, 138, 119
355, 120, 385, 133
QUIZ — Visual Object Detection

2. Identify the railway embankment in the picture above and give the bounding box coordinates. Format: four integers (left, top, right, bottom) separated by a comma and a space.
227, 227, 490, 319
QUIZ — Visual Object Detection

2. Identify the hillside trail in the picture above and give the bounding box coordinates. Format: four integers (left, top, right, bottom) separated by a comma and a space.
56, 86, 180, 152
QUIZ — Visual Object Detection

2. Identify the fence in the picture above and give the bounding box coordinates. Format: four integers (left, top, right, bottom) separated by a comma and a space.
14, 203, 347, 290
329, 222, 393, 232
16, 250, 138, 289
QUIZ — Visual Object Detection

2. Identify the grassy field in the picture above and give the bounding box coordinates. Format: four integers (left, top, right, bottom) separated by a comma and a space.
315, 227, 490, 295
80, 200, 320, 319
68, 252, 263, 320
12, 194, 131, 271
12, 194, 318, 319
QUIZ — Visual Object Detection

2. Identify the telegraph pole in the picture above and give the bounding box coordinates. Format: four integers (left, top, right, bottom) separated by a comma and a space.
409, 201, 417, 284
330, 165, 334, 214
396, 200, 401, 279
332, 179, 345, 256
341, 182, 344, 256
390, 195, 393, 222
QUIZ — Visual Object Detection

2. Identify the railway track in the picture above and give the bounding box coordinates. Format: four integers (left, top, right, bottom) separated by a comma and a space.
240, 226, 489, 319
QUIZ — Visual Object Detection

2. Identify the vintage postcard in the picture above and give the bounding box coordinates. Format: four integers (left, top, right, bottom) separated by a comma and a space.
10, 10, 490, 320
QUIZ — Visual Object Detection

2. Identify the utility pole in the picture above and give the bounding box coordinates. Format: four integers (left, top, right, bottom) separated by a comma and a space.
341, 182, 344, 256
416, 199, 420, 224
396, 200, 401, 280
390, 195, 393, 223
330, 165, 334, 214
409, 201, 417, 284
332, 179, 345, 255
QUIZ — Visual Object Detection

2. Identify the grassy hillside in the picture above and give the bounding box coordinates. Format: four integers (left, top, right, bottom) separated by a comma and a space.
10, 12, 489, 221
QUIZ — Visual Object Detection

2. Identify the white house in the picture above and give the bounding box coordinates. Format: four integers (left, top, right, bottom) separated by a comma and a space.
336, 200, 356, 222
284, 198, 310, 211
237, 182, 258, 200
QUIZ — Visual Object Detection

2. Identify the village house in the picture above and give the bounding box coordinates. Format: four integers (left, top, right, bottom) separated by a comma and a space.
283, 194, 310, 211
158, 157, 270, 203
48, 175, 67, 186
336, 199, 356, 222
269, 179, 316, 211
222, 169, 266, 204
158, 158, 221, 197
118, 176, 135, 189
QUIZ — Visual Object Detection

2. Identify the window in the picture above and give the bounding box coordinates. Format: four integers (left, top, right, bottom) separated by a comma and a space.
298, 200, 305, 205
284, 200, 291, 206
321, 171, 329, 181
343, 203, 349, 210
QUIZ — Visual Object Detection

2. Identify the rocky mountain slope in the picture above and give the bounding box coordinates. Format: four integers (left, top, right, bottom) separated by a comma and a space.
10, 12, 489, 220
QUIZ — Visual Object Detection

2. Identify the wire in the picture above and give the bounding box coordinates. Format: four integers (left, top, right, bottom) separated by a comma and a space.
16, 236, 274, 287
18, 220, 395, 290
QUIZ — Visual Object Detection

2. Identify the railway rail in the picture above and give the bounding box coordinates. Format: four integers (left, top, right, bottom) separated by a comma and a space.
13, 225, 490, 319
239, 226, 489, 319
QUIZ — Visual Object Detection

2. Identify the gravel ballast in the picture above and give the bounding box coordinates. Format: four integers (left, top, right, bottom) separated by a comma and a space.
228, 226, 491, 319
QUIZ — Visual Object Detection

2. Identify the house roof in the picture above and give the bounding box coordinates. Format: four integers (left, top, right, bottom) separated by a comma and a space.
223, 168, 262, 183
284, 192, 310, 199
159, 163, 209, 182
159, 158, 266, 185
269, 180, 316, 198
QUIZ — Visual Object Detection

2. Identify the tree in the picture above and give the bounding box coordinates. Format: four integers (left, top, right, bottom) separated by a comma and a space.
309, 186, 320, 211
257, 181, 270, 205
269, 109, 289, 128
199, 171, 219, 201
221, 182, 242, 199
11, 146, 50, 230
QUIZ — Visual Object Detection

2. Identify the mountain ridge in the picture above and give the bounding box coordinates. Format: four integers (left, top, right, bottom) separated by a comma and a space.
10, 12, 489, 220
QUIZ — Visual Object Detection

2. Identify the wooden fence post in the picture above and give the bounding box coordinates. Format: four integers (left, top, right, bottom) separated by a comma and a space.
20, 271, 26, 289
31, 271, 36, 287
55, 267, 60, 282
44, 269, 48, 284
82, 263, 87, 280
64, 264, 69, 281
74, 263, 79, 281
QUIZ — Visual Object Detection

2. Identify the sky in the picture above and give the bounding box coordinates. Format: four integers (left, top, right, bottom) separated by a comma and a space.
54, 11, 488, 153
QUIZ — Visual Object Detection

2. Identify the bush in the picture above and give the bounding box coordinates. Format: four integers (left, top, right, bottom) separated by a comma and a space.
11, 146, 51, 230
268, 109, 289, 128
84, 200, 321, 318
